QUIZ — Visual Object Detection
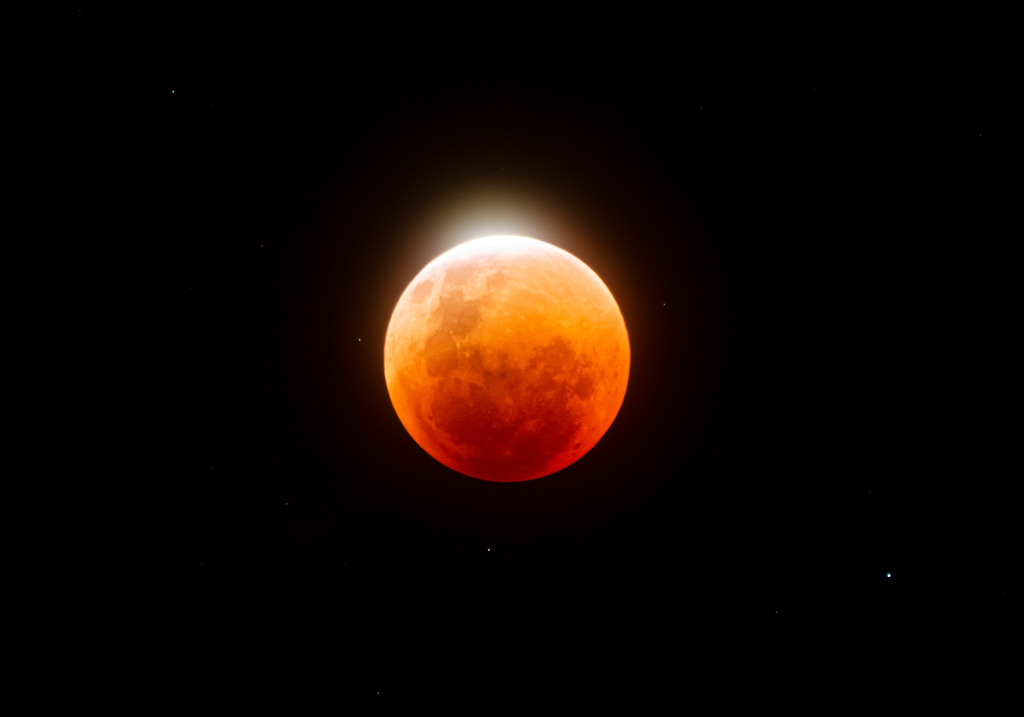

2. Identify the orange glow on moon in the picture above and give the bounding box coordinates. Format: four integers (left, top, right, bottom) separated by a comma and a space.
384, 236, 630, 482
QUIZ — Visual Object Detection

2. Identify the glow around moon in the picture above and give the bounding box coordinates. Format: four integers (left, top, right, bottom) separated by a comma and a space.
384, 236, 629, 482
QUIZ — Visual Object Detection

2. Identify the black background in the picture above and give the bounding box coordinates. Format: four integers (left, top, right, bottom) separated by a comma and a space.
53, 8, 1011, 708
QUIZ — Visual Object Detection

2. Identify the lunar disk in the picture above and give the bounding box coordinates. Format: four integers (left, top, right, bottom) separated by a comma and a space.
384, 236, 629, 482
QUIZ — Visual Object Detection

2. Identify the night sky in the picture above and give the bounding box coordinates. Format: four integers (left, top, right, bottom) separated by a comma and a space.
55, 9, 1011, 707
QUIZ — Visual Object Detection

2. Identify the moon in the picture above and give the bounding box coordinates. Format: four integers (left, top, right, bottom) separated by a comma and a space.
384, 236, 630, 482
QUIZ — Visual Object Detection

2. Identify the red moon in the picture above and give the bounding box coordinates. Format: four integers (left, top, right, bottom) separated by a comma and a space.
384, 236, 630, 482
